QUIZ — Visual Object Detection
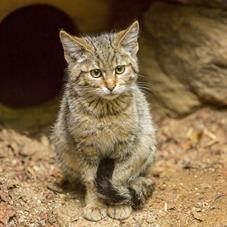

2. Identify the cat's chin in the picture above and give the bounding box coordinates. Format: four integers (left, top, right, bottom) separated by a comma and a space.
101, 94, 120, 100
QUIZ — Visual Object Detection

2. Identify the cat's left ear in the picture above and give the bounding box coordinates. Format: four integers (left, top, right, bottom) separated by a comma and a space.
114, 21, 139, 55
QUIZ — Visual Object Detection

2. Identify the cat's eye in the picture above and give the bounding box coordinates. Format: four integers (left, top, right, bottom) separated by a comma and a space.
90, 69, 102, 78
115, 65, 125, 75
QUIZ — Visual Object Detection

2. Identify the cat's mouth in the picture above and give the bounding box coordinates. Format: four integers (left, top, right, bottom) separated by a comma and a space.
103, 93, 119, 100
98, 85, 128, 100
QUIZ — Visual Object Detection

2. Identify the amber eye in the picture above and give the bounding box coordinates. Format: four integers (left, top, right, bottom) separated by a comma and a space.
90, 69, 102, 78
115, 65, 125, 75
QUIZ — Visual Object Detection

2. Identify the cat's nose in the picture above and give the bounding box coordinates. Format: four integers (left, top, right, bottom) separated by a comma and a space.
106, 80, 116, 92
107, 85, 116, 92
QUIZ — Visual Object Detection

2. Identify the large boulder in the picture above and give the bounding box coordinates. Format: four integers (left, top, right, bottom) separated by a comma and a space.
174, 0, 227, 9
139, 1, 227, 116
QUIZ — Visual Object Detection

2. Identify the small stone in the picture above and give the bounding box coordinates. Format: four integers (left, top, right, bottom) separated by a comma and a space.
191, 207, 205, 222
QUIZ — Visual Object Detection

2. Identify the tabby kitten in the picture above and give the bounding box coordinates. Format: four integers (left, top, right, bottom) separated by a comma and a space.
51, 21, 156, 221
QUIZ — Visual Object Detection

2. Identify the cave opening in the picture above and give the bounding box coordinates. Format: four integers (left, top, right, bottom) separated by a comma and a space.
0, 4, 77, 107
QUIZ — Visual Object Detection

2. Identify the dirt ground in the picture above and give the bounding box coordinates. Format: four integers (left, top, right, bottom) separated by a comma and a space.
0, 107, 226, 227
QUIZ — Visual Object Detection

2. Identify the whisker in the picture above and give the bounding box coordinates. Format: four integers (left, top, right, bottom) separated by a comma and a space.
137, 83, 151, 88
137, 85, 152, 90
137, 86, 153, 94
137, 81, 153, 87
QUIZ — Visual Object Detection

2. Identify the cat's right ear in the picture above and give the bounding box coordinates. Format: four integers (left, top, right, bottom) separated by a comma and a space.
59, 30, 93, 63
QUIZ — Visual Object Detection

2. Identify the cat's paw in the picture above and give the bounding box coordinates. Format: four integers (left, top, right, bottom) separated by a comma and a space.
129, 177, 155, 209
107, 205, 132, 220
83, 202, 107, 221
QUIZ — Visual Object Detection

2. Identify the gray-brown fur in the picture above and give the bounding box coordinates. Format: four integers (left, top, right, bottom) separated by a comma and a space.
51, 21, 156, 221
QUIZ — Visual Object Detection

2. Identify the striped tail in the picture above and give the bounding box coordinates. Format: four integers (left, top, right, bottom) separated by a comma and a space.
95, 158, 154, 209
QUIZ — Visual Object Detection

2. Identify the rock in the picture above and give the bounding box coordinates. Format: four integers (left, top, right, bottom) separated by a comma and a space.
174, 0, 227, 9
139, 1, 227, 116
0, 202, 15, 225
191, 207, 205, 222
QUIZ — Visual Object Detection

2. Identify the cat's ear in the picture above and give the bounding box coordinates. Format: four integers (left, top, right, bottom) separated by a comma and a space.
114, 21, 139, 55
59, 30, 93, 63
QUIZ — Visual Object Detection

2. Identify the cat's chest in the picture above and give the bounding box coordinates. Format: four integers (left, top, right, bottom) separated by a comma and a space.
87, 114, 136, 140
72, 113, 138, 153
90, 116, 137, 154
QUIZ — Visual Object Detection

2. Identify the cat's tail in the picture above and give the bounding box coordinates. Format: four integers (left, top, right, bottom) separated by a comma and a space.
95, 158, 154, 209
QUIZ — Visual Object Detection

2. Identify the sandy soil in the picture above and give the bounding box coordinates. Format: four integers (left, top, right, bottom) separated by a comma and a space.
0, 108, 226, 227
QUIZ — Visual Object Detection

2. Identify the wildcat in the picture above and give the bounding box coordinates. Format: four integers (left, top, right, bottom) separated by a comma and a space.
51, 21, 156, 221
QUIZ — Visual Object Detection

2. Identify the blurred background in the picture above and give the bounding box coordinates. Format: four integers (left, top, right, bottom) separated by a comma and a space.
0, 1, 226, 226
0, 0, 151, 129
1, 0, 226, 130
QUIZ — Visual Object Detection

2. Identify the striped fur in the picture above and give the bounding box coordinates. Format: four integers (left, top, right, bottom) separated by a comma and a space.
51, 21, 156, 221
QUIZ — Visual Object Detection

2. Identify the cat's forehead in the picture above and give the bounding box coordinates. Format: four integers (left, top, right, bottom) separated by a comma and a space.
84, 33, 115, 50
84, 33, 129, 67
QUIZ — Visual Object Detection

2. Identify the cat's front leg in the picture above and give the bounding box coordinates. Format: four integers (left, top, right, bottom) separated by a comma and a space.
112, 134, 155, 184
107, 204, 132, 220
106, 135, 155, 219
82, 163, 107, 221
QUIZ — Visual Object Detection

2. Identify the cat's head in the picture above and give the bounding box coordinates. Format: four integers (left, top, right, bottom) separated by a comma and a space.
60, 21, 139, 100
